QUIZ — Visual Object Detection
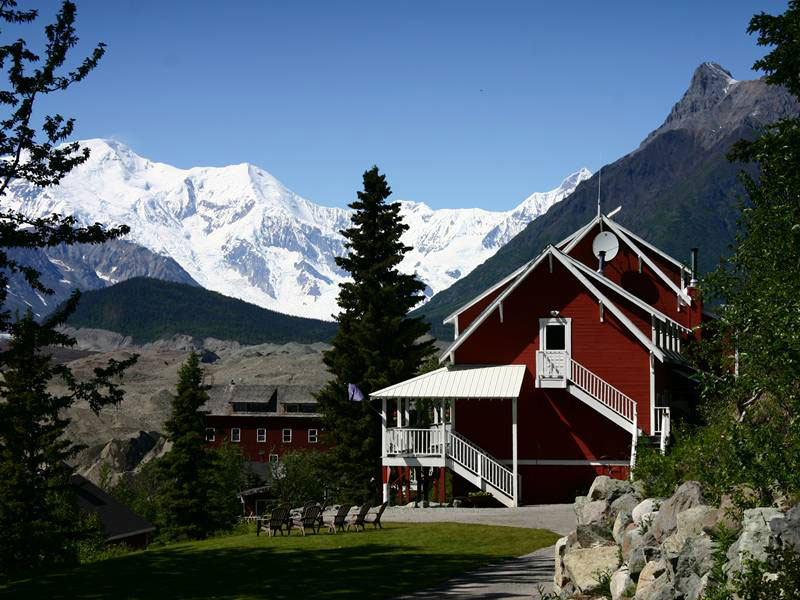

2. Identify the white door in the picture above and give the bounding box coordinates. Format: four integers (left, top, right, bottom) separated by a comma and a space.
537, 317, 571, 383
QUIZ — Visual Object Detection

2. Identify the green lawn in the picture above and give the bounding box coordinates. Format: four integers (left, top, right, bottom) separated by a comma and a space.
2, 523, 558, 600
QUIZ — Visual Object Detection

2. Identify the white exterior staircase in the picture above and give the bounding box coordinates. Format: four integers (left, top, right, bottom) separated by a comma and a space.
536, 350, 641, 463
384, 427, 518, 507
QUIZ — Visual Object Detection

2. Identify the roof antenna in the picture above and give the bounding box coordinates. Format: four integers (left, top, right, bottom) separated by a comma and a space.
596, 164, 602, 218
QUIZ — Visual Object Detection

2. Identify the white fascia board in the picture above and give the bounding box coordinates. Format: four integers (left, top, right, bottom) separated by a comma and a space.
603, 217, 692, 305
442, 260, 532, 325
439, 248, 552, 363
552, 250, 665, 362
566, 255, 691, 334
609, 219, 692, 276
562, 216, 600, 254
371, 367, 449, 397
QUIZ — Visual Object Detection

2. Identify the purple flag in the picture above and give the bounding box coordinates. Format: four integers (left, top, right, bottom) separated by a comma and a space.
348, 383, 364, 402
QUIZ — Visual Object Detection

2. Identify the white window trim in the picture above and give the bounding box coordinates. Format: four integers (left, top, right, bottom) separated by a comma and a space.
308, 429, 318, 443
282, 428, 292, 443
538, 317, 572, 353
231, 427, 241, 443
205, 427, 215, 442
256, 428, 266, 443
269, 453, 279, 462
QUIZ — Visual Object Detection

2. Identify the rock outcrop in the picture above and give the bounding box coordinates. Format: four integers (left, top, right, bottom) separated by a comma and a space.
553, 476, 800, 599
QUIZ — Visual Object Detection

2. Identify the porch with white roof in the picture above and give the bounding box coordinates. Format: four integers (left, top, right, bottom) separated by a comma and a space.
371, 364, 526, 508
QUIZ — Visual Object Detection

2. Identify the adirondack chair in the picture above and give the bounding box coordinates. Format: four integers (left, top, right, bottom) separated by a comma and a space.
324, 504, 351, 534
292, 504, 322, 536
346, 503, 371, 532
364, 501, 388, 529
257, 506, 291, 537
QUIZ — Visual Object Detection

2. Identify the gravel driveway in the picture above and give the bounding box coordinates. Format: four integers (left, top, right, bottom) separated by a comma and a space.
386, 504, 574, 599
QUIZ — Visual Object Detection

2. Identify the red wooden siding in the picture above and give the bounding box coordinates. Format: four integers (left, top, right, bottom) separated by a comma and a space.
205, 415, 326, 462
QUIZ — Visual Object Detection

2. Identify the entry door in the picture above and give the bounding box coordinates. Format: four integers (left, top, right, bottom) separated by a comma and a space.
538, 317, 571, 380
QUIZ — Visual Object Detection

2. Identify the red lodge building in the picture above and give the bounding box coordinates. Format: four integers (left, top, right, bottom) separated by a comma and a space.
374, 211, 707, 506
202, 383, 325, 467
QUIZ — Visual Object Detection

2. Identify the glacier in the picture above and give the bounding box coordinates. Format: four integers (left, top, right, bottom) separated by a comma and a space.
4, 139, 590, 320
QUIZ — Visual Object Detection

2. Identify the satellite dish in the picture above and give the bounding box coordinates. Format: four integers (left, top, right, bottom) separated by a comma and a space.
592, 231, 619, 261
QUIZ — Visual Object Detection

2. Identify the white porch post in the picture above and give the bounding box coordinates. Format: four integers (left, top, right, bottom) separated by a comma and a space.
381, 397, 388, 503
441, 399, 447, 462
512, 396, 518, 507
404, 398, 410, 427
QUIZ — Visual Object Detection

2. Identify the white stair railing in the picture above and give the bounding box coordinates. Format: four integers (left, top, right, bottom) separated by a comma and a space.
448, 430, 515, 498
384, 427, 515, 501
568, 358, 637, 424
654, 406, 671, 454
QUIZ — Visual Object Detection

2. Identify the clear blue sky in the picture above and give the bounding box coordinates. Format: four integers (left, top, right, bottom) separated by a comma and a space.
33, 0, 788, 210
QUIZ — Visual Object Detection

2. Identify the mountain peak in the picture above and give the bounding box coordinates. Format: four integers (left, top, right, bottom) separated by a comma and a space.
664, 62, 739, 126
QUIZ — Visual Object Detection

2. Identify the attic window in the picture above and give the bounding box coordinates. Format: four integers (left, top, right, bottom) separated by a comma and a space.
232, 402, 272, 413
545, 324, 566, 350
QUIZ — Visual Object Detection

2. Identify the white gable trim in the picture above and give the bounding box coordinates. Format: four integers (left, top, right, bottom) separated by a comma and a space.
442, 260, 532, 325
610, 220, 691, 274
602, 217, 692, 305
552, 250, 665, 362
556, 216, 599, 250
439, 249, 551, 362
565, 255, 691, 334
561, 216, 601, 254
439, 245, 666, 364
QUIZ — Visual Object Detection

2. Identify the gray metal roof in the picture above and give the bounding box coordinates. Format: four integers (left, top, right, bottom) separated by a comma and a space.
200, 383, 321, 417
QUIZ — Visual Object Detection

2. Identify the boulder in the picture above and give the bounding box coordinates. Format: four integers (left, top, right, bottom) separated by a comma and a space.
674, 534, 715, 598
563, 545, 621, 594
576, 523, 615, 548
589, 475, 633, 502
635, 573, 677, 600
576, 498, 610, 526
613, 510, 633, 546
726, 507, 785, 573
611, 493, 640, 520
780, 502, 800, 551
662, 505, 717, 554
634, 560, 669, 599
628, 545, 661, 576
610, 566, 634, 600
632, 498, 660, 526
553, 535, 571, 590
711, 494, 743, 535
649, 481, 705, 542
622, 524, 644, 563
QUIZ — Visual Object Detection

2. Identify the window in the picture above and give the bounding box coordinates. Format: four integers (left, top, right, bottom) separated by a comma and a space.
308, 429, 318, 443
282, 428, 292, 443
257, 428, 266, 443
539, 317, 572, 353
205, 428, 215, 442
233, 402, 273, 413
231, 428, 241, 442
269, 454, 279, 463
285, 404, 299, 413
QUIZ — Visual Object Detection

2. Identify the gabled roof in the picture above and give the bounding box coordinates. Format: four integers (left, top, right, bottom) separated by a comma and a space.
371, 364, 526, 399
71, 475, 156, 543
439, 244, 668, 364
564, 254, 691, 334
443, 260, 532, 325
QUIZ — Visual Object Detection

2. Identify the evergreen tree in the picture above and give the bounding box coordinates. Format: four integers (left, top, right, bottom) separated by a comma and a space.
0, 298, 134, 576
316, 167, 435, 503
159, 352, 242, 539
0, 2, 134, 576
159, 351, 215, 540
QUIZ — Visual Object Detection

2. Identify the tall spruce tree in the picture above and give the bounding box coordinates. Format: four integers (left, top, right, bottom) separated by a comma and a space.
0, 298, 134, 575
0, 2, 135, 576
316, 167, 434, 503
159, 351, 215, 540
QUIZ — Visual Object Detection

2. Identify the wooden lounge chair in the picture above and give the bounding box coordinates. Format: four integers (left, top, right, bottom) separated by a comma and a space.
325, 504, 351, 534
293, 504, 322, 536
346, 503, 371, 532
257, 506, 291, 537
364, 501, 388, 529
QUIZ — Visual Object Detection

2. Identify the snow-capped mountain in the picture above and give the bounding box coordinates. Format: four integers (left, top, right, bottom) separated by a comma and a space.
5, 139, 589, 320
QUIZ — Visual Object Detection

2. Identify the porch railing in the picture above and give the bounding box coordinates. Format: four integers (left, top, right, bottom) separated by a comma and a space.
384, 427, 515, 499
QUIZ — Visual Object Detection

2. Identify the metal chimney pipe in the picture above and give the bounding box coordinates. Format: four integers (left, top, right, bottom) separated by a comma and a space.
598, 250, 606, 274
690, 248, 699, 286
